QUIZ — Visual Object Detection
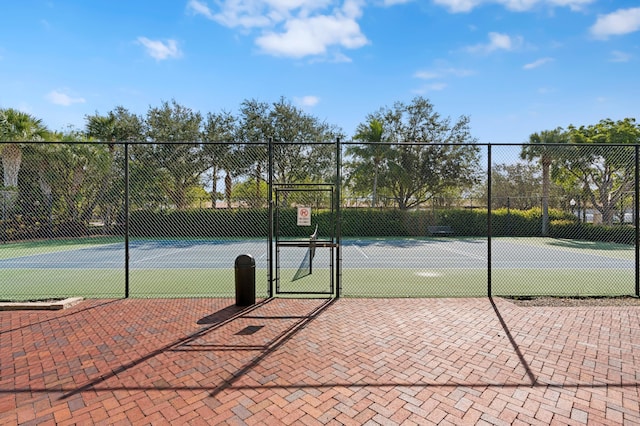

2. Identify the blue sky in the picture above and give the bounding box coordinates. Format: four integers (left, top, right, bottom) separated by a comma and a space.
1, 0, 639, 143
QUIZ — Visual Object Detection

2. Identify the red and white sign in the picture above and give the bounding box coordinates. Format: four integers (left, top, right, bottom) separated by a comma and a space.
297, 207, 311, 226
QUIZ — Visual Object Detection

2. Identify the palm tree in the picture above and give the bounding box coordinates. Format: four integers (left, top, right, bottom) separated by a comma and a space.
0, 108, 48, 189
520, 128, 567, 236
349, 118, 388, 207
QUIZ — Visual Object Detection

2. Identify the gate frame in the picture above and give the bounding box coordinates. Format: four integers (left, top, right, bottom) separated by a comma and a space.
273, 184, 336, 296
267, 138, 342, 298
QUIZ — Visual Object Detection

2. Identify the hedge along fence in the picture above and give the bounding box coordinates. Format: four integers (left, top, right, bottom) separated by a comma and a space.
549, 220, 635, 244
130, 209, 269, 238
126, 207, 636, 243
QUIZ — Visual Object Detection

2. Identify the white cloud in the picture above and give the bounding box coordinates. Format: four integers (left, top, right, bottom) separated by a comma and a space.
256, 14, 368, 58
590, 8, 640, 39
426, 82, 448, 91
433, 0, 594, 13
609, 50, 631, 63
296, 95, 320, 107
201, 1, 271, 28
197, 0, 331, 29
488, 32, 516, 49
383, 0, 413, 5
45, 90, 86, 106
548, 0, 593, 11
502, 0, 541, 11
433, 0, 480, 12
466, 32, 522, 53
329, 52, 353, 63
137, 37, 182, 60
413, 63, 473, 94
443, 67, 475, 77
191, 0, 368, 59
523, 57, 553, 69
186, 0, 215, 20
413, 82, 448, 95
414, 71, 441, 80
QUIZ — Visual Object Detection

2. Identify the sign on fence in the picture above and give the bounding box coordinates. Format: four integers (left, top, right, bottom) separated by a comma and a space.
297, 207, 311, 226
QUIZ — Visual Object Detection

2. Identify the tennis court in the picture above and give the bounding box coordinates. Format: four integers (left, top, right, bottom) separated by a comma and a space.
0, 236, 635, 300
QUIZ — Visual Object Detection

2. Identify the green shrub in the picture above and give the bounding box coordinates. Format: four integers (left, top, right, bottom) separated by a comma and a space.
550, 220, 634, 244
130, 209, 269, 238
119, 206, 637, 244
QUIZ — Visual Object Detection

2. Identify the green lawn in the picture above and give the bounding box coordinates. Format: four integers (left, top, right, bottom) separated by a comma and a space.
2, 267, 635, 301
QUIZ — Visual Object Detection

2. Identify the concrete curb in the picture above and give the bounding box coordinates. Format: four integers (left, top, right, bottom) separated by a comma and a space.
0, 297, 84, 311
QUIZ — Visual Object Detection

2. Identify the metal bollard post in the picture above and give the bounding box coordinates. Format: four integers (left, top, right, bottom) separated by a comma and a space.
234, 254, 256, 306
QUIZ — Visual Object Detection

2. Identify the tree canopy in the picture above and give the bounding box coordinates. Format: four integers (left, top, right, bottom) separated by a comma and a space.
1, 108, 49, 189
347, 96, 481, 209
522, 119, 640, 225
1, 98, 639, 239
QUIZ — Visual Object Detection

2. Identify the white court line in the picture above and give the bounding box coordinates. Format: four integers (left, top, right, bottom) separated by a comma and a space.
347, 242, 369, 259
439, 245, 486, 261
131, 244, 211, 263
132, 252, 181, 263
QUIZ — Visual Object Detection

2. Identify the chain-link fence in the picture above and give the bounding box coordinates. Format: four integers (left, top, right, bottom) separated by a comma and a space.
1, 141, 638, 300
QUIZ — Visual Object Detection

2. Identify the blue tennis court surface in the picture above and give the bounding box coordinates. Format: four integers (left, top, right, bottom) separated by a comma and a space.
0, 237, 633, 270
0, 237, 636, 299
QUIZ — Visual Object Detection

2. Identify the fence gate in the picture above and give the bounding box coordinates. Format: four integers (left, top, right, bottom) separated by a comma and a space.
271, 184, 338, 296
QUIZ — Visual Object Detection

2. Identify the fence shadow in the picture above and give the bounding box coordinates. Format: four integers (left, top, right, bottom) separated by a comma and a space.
1, 297, 637, 404
58, 298, 272, 399
57, 298, 336, 400
489, 297, 537, 385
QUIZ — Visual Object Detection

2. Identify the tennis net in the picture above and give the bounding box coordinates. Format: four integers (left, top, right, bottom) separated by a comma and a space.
291, 225, 318, 281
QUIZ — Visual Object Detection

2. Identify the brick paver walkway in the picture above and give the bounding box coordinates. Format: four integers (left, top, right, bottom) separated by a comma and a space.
1, 297, 639, 425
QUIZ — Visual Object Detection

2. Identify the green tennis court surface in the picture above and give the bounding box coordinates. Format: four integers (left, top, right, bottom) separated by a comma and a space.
0, 236, 635, 300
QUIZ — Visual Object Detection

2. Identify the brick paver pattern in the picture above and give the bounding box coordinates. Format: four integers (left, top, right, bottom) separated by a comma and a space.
1, 297, 639, 425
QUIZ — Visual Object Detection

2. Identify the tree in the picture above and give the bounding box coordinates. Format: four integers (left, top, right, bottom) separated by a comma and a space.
520, 128, 568, 235
347, 118, 390, 207
54, 142, 112, 228
85, 107, 145, 227
490, 163, 543, 210
236, 97, 343, 206
0, 108, 48, 189
85, 106, 144, 143
202, 111, 237, 208
232, 179, 268, 208
144, 100, 207, 210
562, 118, 640, 225
352, 97, 480, 209
17, 128, 114, 236
238, 98, 342, 183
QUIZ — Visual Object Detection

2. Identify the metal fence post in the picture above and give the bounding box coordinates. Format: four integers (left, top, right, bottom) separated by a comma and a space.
268, 137, 274, 298
1, 192, 5, 244
633, 144, 640, 297
336, 137, 342, 299
125, 142, 130, 299
487, 144, 492, 297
